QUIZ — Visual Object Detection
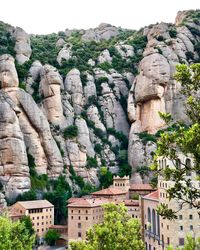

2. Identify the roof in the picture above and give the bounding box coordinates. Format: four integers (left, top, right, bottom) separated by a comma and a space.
143, 190, 159, 201
16, 200, 54, 209
129, 184, 155, 191
92, 187, 127, 196
68, 198, 109, 208
123, 199, 139, 206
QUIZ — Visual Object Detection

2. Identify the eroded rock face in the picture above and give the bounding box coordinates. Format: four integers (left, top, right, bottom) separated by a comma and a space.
40, 64, 66, 126
64, 69, 83, 115
13, 27, 32, 65
57, 44, 72, 65
82, 23, 119, 42
0, 55, 63, 199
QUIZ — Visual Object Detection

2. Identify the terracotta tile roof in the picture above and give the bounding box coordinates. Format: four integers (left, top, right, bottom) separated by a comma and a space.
50, 225, 68, 229
68, 198, 109, 208
143, 190, 159, 201
92, 187, 127, 196
123, 199, 140, 206
129, 184, 155, 191
16, 200, 54, 209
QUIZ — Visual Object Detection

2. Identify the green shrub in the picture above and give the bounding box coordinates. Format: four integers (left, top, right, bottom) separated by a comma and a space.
157, 35, 164, 41
137, 131, 157, 144
86, 156, 98, 168
185, 51, 194, 60
16, 189, 37, 201
169, 28, 177, 38
128, 35, 147, 50
99, 62, 112, 72
63, 125, 78, 139
96, 76, 109, 85
99, 167, 113, 188
94, 143, 102, 154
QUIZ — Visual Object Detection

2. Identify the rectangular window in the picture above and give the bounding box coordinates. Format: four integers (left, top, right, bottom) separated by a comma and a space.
78, 216, 81, 220
78, 223, 81, 228
78, 232, 81, 238
179, 215, 183, 220
190, 225, 193, 230
189, 215, 193, 220
167, 237, 170, 245
71, 216, 73, 220
180, 226, 183, 231
179, 238, 184, 246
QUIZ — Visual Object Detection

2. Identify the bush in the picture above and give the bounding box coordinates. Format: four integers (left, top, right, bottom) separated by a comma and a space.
86, 156, 98, 168
63, 125, 78, 139
96, 76, 109, 85
157, 35, 164, 41
16, 189, 37, 202
45, 229, 60, 246
137, 131, 157, 144
185, 51, 194, 60
169, 28, 177, 38
94, 143, 102, 154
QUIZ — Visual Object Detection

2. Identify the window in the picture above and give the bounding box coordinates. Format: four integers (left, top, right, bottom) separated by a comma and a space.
167, 225, 169, 230
86, 217, 88, 220
190, 225, 193, 230
179, 238, 184, 246
180, 226, 183, 231
32, 217, 34, 220
37, 229, 39, 232
46, 209, 48, 212
46, 216, 48, 219
167, 237, 170, 245
161, 223, 163, 228
86, 210, 88, 214
78, 216, 80, 220
37, 216, 39, 220
37, 223, 39, 226
189, 215, 193, 220
42, 216, 44, 219
71, 210, 73, 213
42, 222, 44, 225
42, 228, 44, 232
78, 232, 81, 237
78, 223, 81, 229
179, 215, 183, 220
78, 210, 80, 214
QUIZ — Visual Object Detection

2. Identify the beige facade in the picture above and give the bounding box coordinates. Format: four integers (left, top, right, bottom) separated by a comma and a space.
113, 175, 130, 192
91, 187, 127, 201
141, 155, 200, 250
10, 200, 54, 240
68, 198, 108, 244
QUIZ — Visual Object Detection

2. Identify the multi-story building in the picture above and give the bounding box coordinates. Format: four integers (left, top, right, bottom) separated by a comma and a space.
68, 198, 108, 243
91, 187, 127, 200
10, 200, 54, 243
129, 183, 156, 198
141, 155, 200, 250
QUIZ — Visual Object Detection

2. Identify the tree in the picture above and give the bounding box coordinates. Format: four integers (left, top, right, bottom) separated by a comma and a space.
0, 216, 35, 250
152, 63, 200, 219
44, 229, 60, 246
167, 235, 200, 250
20, 216, 35, 236
70, 203, 144, 250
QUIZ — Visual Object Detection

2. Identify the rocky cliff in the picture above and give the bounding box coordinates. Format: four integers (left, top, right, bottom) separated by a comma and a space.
0, 10, 199, 200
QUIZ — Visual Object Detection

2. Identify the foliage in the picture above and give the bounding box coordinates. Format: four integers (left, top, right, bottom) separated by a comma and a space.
136, 166, 150, 180
63, 125, 78, 139
152, 63, 200, 219
0, 216, 35, 250
128, 34, 147, 51
86, 156, 98, 169
107, 128, 128, 149
16, 189, 37, 202
167, 235, 200, 250
99, 167, 113, 188
0, 22, 15, 57
137, 131, 157, 144
169, 28, 177, 38
44, 175, 72, 224
94, 143, 102, 154
70, 203, 144, 250
185, 51, 194, 61
20, 216, 35, 236
44, 229, 60, 246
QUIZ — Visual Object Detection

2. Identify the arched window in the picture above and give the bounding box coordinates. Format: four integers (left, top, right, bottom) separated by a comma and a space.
148, 207, 151, 224
152, 209, 156, 234
157, 213, 160, 236
186, 158, 191, 176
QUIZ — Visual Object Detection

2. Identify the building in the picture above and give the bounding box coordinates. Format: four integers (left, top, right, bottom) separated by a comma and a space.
113, 175, 130, 192
68, 198, 108, 243
10, 200, 54, 243
141, 155, 200, 250
129, 183, 156, 198
91, 187, 127, 201
122, 199, 140, 219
